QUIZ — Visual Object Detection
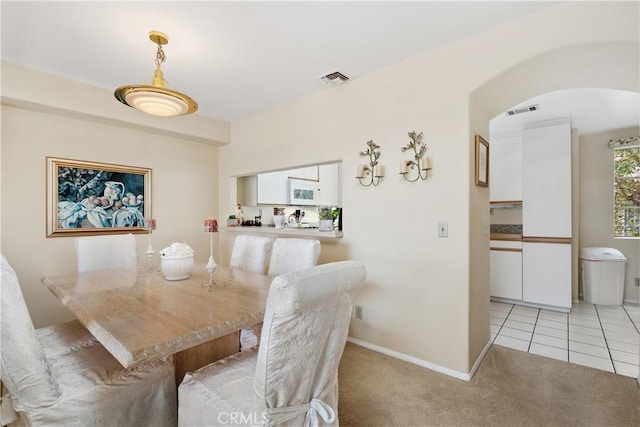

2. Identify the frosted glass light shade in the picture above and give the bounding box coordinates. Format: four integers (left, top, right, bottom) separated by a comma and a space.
115, 85, 197, 117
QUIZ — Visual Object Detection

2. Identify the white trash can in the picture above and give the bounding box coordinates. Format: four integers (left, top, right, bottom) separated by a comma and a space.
581, 247, 627, 305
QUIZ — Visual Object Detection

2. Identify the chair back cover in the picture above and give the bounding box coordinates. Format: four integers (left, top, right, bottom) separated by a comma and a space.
0, 254, 61, 409
267, 238, 321, 278
74, 233, 137, 272
229, 235, 273, 274
254, 261, 366, 422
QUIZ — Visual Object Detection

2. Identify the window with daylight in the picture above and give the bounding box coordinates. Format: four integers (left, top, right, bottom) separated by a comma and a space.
613, 142, 640, 238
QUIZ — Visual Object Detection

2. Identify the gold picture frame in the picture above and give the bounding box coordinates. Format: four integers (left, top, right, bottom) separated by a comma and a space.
474, 135, 489, 187
46, 157, 151, 237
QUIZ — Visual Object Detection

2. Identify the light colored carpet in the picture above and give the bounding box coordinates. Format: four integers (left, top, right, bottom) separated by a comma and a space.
338, 342, 640, 426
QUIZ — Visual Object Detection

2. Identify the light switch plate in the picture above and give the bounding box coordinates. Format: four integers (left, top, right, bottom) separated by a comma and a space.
438, 221, 448, 237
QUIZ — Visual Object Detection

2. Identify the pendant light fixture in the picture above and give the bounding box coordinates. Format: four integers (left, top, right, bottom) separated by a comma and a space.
114, 31, 198, 117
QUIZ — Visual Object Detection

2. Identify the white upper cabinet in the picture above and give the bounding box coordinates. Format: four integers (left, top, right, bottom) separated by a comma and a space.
254, 162, 341, 206
522, 123, 572, 237
318, 163, 341, 206
489, 134, 523, 202
256, 170, 289, 205
288, 166, 319, 181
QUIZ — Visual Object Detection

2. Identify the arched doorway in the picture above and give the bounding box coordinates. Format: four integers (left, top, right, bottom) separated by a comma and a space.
468, 41, 639, 375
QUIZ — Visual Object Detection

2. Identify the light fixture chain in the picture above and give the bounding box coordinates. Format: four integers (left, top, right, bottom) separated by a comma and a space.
155, 44, 166, 66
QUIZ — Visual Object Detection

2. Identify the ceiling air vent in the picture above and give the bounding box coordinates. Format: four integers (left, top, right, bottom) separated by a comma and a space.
319, 70, 350, 86
505, 104, 539, 116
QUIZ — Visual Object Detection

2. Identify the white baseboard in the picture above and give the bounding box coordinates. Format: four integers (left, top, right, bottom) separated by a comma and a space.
469, 339, 493, 379
491, 296, 570, 313
623, 298, 639, 306
346, 337, 492, 382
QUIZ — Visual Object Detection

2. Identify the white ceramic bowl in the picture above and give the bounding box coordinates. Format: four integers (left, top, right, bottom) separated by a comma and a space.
160, 254, 194, 281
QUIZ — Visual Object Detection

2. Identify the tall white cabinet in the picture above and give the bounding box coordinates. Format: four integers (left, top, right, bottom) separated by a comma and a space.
522, 123, 572, 238
490, 122, 573, 310
521, 122, 572, 309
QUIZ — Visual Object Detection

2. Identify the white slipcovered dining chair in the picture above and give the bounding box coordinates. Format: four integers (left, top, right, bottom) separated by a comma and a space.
241, 237, 321, 350
0, 254, 177, 426
73, 233, 137, 272
230, 235, 274, 350
229, 235, 274, 274
267, 238, 321, 278
178, 261, 366, 427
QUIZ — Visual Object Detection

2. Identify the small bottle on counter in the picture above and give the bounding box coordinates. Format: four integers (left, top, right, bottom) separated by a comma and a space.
236, 204, 244, 225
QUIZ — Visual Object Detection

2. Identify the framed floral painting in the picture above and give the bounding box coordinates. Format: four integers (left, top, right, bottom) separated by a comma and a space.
46, 157, 151, 237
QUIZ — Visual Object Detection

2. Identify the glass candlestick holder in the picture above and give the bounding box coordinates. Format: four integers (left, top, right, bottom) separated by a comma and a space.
202, 219, 219, 291
144, 218, 158, 272
202, 248, 218, 291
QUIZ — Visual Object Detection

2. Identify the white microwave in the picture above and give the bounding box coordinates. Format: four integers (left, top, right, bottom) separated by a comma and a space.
288, 178, 319, 206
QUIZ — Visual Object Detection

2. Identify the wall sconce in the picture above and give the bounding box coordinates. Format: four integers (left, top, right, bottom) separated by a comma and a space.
400, 131, 432, 182
356, 140, 385, 187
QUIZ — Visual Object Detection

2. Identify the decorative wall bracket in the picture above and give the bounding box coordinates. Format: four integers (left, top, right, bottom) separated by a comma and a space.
400, 131, 431, 182
356, 140, 385, 187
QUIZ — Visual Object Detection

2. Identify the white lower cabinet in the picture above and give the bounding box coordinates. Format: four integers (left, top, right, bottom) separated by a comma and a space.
522, 242, 572, 309
490, 249, 523, 300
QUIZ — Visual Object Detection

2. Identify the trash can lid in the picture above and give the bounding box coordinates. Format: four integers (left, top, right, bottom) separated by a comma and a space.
580, 247, 627, 262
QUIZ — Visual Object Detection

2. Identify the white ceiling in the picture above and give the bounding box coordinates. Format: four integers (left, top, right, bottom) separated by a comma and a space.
2, 1, 638, 134
491, 88, 640, 136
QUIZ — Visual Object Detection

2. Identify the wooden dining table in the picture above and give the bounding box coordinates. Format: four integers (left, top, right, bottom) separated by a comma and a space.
41, 266, 273, 384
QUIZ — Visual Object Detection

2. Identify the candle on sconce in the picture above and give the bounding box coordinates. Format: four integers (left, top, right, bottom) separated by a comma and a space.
420, 156, 432, 171
373, 165, 385, 177
400, 161, 409, 174
356, 164, 366, 178
204, 219, 218, 233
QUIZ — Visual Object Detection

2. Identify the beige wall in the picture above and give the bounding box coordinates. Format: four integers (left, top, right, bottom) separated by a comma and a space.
220, 2, 639, 375
468, 98, 492, 369
579, 127, 640, 304
1, 106, 222, 328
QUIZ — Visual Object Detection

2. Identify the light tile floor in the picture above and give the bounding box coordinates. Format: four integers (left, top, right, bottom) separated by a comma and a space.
490, 301, 640, 378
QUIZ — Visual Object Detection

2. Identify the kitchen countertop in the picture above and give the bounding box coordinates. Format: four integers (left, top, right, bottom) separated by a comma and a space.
490, 224, 523, 234
224, 225, 343, 240
490, 224, 523, 241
